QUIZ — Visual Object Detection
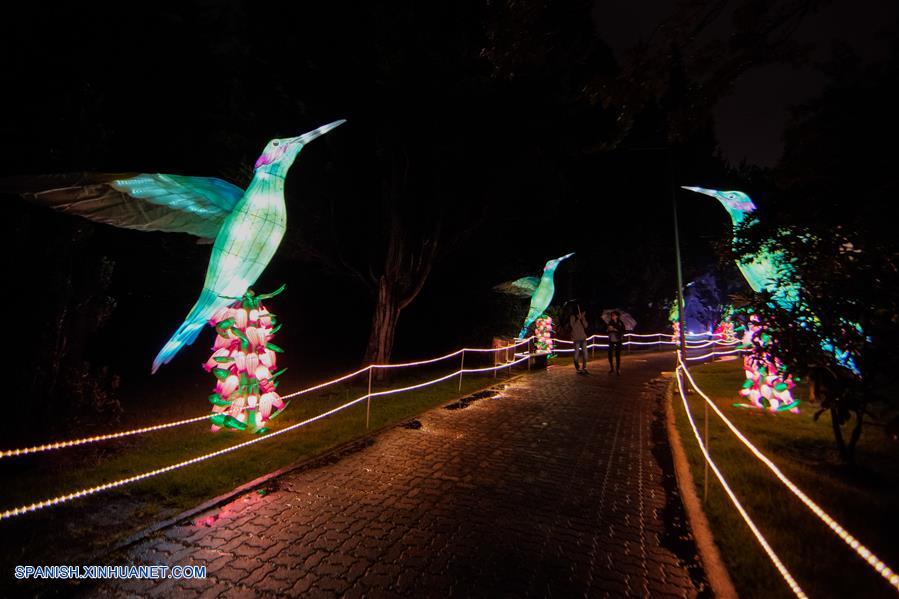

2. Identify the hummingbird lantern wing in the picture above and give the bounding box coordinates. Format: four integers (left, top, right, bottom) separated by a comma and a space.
493, 276, 540, 297
4, 172, 244, 240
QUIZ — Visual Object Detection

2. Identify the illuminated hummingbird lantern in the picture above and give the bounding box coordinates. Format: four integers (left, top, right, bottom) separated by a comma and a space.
493, 253, 574, 340
682, 186, 858, 375
12, 120, 345, 372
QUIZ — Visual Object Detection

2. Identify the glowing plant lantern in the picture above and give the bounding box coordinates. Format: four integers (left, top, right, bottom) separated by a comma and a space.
669, 301, 681, 343
715, 320, 736, 343
735, 314, 799, 413
206, 286, 289, 433
714, 307, 738, 343
534, 316, 555, 354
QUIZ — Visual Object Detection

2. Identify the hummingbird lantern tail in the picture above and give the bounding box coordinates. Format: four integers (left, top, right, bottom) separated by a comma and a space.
152, 289, 227, 373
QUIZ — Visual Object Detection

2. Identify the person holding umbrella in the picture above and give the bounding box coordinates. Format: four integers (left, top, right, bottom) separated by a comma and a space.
605, 310, 627, 374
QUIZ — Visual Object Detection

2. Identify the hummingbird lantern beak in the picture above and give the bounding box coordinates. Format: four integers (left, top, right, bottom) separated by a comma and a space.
287, 119, 347, 146
681, 186, 717, 198
681, 186, 729, 210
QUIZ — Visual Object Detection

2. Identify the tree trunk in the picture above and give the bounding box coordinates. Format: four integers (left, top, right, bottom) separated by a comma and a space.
359, 144, 441, 374
845, 410, 864, 465
831, 406, 850, 463
364, 276, 400, 367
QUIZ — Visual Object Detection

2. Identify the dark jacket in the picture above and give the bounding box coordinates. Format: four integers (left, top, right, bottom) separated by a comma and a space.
607, 319, 626, 343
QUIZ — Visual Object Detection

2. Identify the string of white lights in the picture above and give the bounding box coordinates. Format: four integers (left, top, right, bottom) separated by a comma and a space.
0, 351, 529, 520
674, 365, 807, 598
0, 338, 534, 459
678, 357, 899, 592
0, 415, 213, 459
684, 347, 745, 361
1, 333, 718, 460
459, 338, 533, 353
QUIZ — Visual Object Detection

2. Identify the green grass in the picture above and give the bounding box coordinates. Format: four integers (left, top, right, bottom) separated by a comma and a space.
671, 359, 899, 598
0, 355, 522, 578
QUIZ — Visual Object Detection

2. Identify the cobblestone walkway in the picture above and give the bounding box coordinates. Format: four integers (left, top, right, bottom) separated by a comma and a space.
91, 353, 709, 598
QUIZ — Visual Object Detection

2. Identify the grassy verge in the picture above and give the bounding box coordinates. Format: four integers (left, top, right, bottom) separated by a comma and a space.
671, 358, 899, 598
0, 354, 523, 581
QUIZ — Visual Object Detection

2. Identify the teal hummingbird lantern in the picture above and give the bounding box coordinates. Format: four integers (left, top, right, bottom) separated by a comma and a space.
683, 186, 858, 375
12, 119, 346, 372
495, 253, 574, 339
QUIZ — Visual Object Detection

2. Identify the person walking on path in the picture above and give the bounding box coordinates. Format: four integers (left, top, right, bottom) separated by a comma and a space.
570, 307, 589, 374
607, 310, 625, 374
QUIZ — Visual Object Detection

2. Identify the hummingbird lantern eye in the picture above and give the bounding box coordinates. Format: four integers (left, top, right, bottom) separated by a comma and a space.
272, 140, 280, 147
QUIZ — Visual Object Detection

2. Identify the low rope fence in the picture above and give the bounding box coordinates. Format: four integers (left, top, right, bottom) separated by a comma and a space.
0, 336, 545, 520
0, 331, 747, 525
675, 348, 899, 595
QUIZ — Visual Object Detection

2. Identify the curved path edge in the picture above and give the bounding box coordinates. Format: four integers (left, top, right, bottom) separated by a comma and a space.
663, 376, 739, 599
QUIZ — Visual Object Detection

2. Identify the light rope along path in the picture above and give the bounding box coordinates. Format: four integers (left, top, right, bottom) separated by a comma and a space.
0, 354, 530, 521
675, 365, 806, 598
0, 338, 533, 459
1, 334, 730, 459
678, 356, 899, 593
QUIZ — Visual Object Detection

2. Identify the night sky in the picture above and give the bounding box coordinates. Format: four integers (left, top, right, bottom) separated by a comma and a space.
596, 0, 899, 166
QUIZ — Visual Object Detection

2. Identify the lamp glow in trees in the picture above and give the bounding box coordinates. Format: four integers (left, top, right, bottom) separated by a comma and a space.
205, 286, 288, 433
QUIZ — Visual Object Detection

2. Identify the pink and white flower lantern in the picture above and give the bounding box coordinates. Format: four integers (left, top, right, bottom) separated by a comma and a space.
534, 315, 554, 354
204, 285, 289, 433
735, 314, 799, 414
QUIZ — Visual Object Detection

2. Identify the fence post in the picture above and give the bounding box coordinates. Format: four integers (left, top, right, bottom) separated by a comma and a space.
493, 346, 497, 378
365, 367, 373, 430
704, 399, 709, 502
527, 338, 531, 370
458, 350, 465, 392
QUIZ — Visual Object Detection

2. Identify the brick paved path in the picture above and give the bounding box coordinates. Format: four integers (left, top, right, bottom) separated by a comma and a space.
91, 353, 709, 598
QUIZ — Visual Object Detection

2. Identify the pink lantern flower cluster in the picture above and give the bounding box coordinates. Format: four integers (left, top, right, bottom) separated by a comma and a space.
534, 315, 554, 354
204, 286, 288, 433
736, 315, 799, 413
714, 319, 737, 343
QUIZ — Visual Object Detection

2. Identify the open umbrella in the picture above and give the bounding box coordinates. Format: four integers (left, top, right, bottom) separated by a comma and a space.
601, 309, 637, 331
